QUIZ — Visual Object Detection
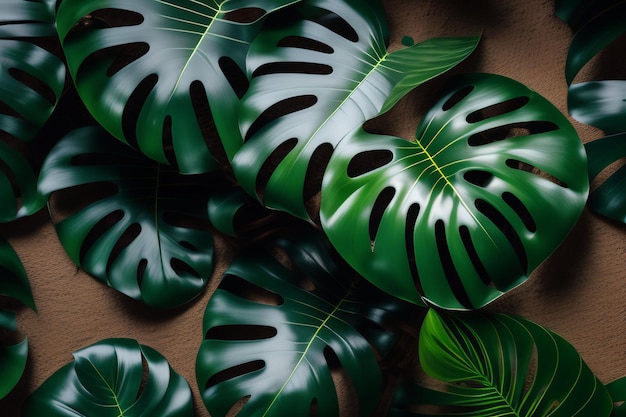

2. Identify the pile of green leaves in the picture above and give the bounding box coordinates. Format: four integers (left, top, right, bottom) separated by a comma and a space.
0, 0, 623, 415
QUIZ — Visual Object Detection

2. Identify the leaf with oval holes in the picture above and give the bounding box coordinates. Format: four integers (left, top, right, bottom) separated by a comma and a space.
196, 228, 416, 417
0, 238, 35, 400
0, 0, 66, 221
320, 73, 589, 309
38, 126, 216, 308
232, 0, 479, 220
24, 338, 194, 417
560, 2, 626, 224
55, 0, 303, 174
389, 309, 612, 416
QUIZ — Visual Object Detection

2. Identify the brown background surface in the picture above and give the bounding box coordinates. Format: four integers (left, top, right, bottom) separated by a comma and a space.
1, 0, 626, 416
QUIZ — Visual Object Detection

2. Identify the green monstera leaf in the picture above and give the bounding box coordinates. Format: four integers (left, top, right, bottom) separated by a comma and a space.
607, 376, 626, 416
0, 0, 65, 221
55, 0, 303, 174
232, 0, 479, 220
24, 338, 193, 416
320, 73, 589, 309
38, 126, 216, 308
0, 239, 35, 400
390, 309, 612, 416
196, 228, 416, 417
559, 1, 626, 223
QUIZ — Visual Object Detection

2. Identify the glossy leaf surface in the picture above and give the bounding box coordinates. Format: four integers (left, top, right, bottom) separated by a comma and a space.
0, 0, 65, 221
38, 126, 216, 308
0, 239, 34, 400
196, 228, 413, 416
390, 309, 612, 416
321, 74, 588, 309
233, 0, 479, 220
55, 0, 301, 174
24, 338, 193, 416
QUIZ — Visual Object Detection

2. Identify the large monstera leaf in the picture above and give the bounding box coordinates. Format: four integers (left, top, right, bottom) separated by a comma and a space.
24, 338, 193, 416
196, 228, 415, 417
0, 239, 35, 400
390, 309, 612, 416
0, 0, 65, 221
233, 0, 479, 220
38, 126, 216, 308
559, 1, 626, 223
55, 0, 301, 174
320, 74, 589, 309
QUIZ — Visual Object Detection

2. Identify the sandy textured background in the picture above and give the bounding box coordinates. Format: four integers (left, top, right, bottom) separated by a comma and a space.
1, 0, 625, 415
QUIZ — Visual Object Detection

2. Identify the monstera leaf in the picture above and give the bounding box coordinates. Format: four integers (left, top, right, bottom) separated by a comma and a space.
196, 228, 416, 417
320, 73, 589, 309
0, 239, 34, 400
24, 338, 193, 416
55, 0, 303, 174
560, 1, 626, 223
232, 0, 479, 220
0, 0, 65, 221
38, 126, 216, 308
390, 309, 613, 416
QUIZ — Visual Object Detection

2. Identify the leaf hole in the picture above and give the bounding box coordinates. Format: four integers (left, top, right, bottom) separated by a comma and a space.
223, 7, 265, 23
245, 95, 317, 142
589, 156, 626, 192
277, 36, 334, 54
78, 209, 124, 265
435, 220, 473, 309
218, 57, 249, 100
475, 199, 528, 273
502, 192, 536, 233
136, 259, 147, 288
468, 121, 558, 146
304, 143, 334, 221
309, 398, 319, 417
310, 10, 359, 42
161, 115, 177, 170
369, 187, 396, 250
105, 223, 142, 275
463, 170, 493, 188
459, 225, 492, 287
189, 80, 229, 167
506, 159, 569, 188
405, 203, 424, 296
70, 150, 142, 167
442, 85, 474, 111
220, 274, 284, 306
170, 259, 201, 279
205, 360, 265, 390
205, 325, 277, 341
178, 241, 199, 252
163, 210, 212, 232
137, 351, 149, 400
255, 137, 298, 200
347, 150, 393, 178
466, 96, 530, 123
122, 74, 158, 150
88, 8, 144, 28
9, 67, 57, 105
324, 346, 358, 417
106, 43, 150, 77
49, 182, 119, 222
252, 62, 333, 77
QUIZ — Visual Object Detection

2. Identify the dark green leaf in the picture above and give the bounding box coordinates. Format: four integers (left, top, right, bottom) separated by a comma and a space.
569, 80, 626, 134
320, 73, 588, 309
38, 126, 216, 308
0, 0, 66, 221
196, 228, 414, 417
24, 338, 194, 416
232, 0, 478, 220
607, 376, 626, 416
390, 309, 612, 416
56, 0, 303, 174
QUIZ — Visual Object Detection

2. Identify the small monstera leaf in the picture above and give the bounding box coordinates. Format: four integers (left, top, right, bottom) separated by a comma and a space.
232, 0, 479, 220
38, 126, 216, 308
0, 0, 65, 221
0, 239, 34, 400
560, 2, 626, 223
24, 338, 193, 417
320, 73, 588, 309
389, 309, 612, 417
55, 0, 303, 174
196, 228, 415, 417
